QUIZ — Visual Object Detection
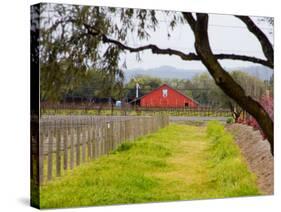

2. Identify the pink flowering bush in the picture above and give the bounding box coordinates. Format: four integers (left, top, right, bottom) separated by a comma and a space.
236, 95, 273, 140
260, 95, 274, 119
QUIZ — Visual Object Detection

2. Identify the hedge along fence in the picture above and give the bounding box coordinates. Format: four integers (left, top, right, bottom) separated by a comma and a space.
31, 115, 169, 185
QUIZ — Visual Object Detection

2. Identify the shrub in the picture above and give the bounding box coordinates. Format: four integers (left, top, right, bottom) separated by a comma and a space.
115, 142, 134, 152
226, 117, 234, 124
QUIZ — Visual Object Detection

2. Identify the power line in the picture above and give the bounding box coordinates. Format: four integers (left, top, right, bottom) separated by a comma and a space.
66, 86, 212, 92
45, 7, 273, 31
208, 23, 272, 31
104, 13, 273, 31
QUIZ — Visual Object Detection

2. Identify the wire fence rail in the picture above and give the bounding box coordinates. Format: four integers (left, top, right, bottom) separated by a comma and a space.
31, 115, 169, 185
41, 103, 232, 117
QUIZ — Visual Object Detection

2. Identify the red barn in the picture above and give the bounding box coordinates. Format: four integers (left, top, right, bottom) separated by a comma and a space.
139, 84, 199, 108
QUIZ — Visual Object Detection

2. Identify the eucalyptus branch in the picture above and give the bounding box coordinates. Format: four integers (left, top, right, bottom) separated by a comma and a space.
87, 29, 273, 68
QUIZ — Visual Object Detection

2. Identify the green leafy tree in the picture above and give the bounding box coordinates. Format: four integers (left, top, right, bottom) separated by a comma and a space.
190, 71, 267, 119
190, 73, 214, 105
67, 69, 124, 101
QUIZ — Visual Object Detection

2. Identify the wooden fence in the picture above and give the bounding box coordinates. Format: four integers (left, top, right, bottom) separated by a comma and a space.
31, 115, 169, 185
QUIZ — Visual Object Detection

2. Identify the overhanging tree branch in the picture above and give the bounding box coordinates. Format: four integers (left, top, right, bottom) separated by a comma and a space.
235, 15, 273, 66
102, 34, 199, 60
85, 24, 273, 68
211, 53, 272, 68
102, 35, 272, 68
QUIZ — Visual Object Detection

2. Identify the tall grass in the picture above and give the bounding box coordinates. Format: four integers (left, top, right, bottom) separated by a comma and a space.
206, 121, 259, 196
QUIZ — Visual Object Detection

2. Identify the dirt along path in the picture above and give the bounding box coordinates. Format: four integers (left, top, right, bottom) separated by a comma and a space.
227, 124, 274, 195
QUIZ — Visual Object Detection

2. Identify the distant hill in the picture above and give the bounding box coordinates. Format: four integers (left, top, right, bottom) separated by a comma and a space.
124, 65, 205, 81
124, 65, 273, 81
228, 66, 273, 81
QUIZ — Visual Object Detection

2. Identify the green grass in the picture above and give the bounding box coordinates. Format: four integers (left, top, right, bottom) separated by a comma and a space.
206, 121, 259, 196
40, 123, 259, 209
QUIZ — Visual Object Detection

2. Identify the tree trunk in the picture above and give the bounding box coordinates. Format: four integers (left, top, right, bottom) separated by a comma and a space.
193, 14, 274, 155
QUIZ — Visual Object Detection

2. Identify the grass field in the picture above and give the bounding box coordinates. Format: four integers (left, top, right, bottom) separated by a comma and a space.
40, 122, 259, 208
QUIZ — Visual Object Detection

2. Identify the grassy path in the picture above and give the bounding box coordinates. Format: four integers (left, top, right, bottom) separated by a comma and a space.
40, 123, 259, 208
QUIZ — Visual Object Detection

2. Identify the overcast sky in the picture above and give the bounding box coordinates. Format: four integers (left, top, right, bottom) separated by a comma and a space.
122, 13, 273, 70
43, 4, 273, 71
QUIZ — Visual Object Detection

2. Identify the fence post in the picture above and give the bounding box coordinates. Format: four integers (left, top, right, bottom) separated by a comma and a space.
63, 119, 68, 171
125, 119, 128, 141
92, 123, 96, 159
122, 119, 125, 142
82, 125, 86, 163
105, 121, 109, 153
70, 119, 74, 170
101, 120, 105, 155
88, 126, 92, 160
47, 127, 53, 181
110, 119, 114, 150
118, 120, 122, 146
39, 128, 44, 184
103, 120, 106, 154
97, 123, 101, 158
76, 120, 81, 166
56, 119, 61, 177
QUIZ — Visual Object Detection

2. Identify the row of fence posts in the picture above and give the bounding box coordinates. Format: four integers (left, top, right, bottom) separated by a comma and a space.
31, 115, 169, 185
41, 103, 231, 117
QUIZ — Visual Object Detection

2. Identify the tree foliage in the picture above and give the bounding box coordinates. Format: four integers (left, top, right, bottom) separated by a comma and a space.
65, 69, 125, 101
